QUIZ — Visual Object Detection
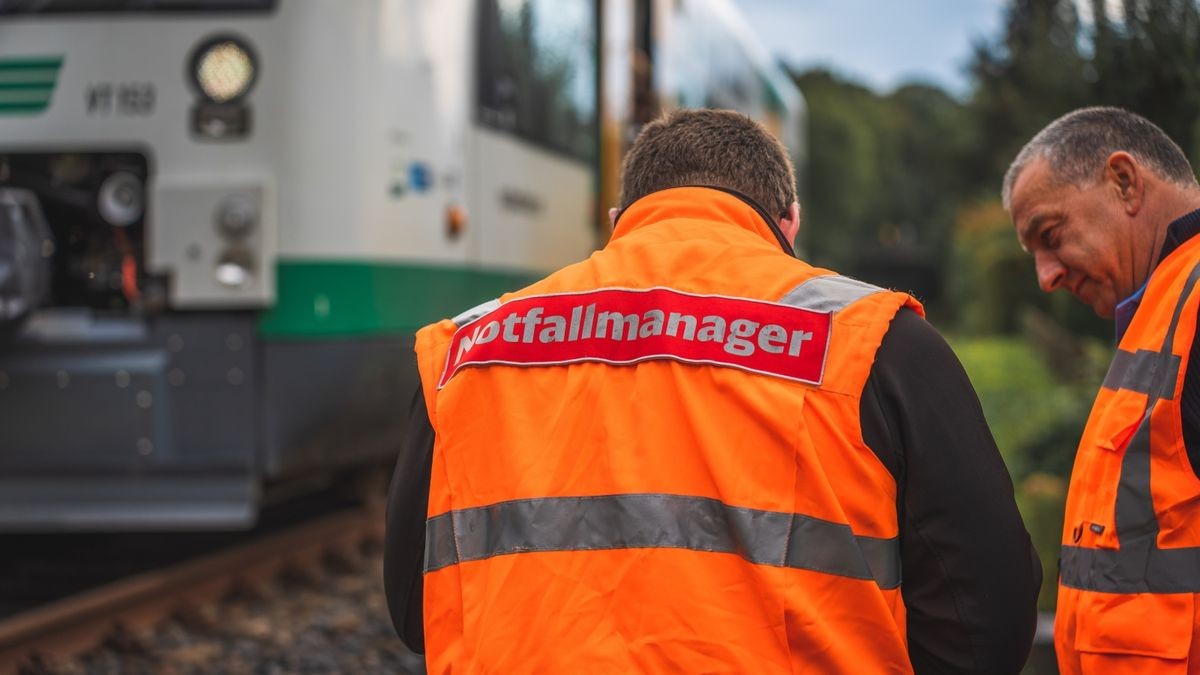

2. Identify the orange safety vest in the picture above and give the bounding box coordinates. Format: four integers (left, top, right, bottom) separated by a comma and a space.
1055, 233, 1200, 674
414, 187, 924, 674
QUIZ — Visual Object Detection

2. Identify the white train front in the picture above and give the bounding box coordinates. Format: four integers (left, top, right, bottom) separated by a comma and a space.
0, 0, 805, 530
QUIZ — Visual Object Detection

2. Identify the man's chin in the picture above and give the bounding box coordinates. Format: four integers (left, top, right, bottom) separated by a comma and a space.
1090, 298, 1115, 319
1071, 289, 1114, 318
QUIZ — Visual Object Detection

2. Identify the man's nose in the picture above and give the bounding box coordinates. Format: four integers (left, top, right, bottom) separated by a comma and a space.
1035, 252, 1066, 292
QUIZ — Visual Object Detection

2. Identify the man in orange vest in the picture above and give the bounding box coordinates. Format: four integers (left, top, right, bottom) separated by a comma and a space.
387, 109, 1041, 673
1005, 107, 1200, 674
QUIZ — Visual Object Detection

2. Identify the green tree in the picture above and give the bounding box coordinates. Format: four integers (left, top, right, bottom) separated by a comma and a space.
1089, 0, 1200, 157
789, 69, 891, 270
967, 0, 1091, 189
789, 71, 972, 311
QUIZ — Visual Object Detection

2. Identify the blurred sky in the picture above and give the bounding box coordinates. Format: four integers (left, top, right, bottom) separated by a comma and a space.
733, 0, 1008, 97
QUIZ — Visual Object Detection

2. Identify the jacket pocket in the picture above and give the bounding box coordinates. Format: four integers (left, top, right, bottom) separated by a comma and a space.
1074, 590, 1192, 666
1082, 401, 1149, 548
1096, 391, 1149, 453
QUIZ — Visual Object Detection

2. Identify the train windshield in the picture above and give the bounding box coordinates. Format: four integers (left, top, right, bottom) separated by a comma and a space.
0, 0, 274, 13
476, 0, 598, 163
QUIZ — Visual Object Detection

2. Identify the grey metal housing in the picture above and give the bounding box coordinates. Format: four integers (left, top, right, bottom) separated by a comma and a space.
0, 309, 413, 530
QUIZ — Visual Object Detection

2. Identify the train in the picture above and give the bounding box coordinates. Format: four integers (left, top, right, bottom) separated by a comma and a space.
0, 0, 805, 530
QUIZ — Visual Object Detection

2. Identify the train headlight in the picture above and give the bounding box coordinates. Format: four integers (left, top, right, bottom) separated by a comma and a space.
214, 248, 255, 288
191, 36, 257, 104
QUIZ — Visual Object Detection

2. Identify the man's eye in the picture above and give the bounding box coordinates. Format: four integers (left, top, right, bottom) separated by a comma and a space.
1041, 226, 1059, 248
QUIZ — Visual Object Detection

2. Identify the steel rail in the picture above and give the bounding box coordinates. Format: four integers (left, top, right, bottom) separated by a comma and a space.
0, 507, 382, 674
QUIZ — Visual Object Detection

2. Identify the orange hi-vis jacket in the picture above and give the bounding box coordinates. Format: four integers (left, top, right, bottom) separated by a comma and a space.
413, 187, 924, 674
1055, 233, 1200, 674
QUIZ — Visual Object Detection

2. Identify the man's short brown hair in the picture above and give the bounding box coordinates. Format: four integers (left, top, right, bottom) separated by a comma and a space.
619, 108, 798, 217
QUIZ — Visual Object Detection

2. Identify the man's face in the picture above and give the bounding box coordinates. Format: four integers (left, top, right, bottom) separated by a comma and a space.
1010, 157, 1131, 319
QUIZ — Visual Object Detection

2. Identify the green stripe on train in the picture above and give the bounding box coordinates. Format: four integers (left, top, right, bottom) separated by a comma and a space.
0, 56, 63, 116
258, 260, 544, 339
0, 89, 53, 104
0, 57, 63, 70
0, 72, 58, 86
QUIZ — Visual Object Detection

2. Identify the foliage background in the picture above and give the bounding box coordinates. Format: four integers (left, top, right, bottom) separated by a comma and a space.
789, 0, 1200, 611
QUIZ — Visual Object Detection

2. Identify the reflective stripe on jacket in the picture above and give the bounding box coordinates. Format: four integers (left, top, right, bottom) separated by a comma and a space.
414, 187, 923, 674
1055, 233, 1200, 674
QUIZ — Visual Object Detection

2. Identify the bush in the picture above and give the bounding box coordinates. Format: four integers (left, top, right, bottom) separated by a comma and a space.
949, 333, 1106, 610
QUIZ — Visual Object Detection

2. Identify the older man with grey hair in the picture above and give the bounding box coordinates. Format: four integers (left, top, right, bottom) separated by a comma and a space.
1005, 106, 1200, 675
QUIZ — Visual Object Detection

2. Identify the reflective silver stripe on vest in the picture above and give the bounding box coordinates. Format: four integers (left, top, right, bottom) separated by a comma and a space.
1101, 348, 1181, 398
424, 493, 900, 589
779, 275, 884, 313
1061, 259, 1200, 594
1062, 542, 1200, 593
452, 298, 501, 327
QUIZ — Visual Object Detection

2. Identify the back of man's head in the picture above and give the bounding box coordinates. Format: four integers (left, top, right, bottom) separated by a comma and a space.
619, 108, 797, 218
1003, 106, 1199, 210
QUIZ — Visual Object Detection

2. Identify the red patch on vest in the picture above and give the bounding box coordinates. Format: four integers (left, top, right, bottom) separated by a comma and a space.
438, 287, 831, 388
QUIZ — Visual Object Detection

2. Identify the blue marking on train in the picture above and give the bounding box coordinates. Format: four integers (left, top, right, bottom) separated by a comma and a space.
408, 162, 432, 193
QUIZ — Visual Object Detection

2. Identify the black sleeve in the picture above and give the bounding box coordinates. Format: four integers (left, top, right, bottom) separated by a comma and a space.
860, 309, 1042, 674
1181, 326, 1200, 477
383, 385, 435, 654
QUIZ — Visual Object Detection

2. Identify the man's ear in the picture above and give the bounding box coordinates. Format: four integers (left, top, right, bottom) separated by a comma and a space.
608, 207, 620, 230
778, 201, 801, 245
1106, 151, 1144, 215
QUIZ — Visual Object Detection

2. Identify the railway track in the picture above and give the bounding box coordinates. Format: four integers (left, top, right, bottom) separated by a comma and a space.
0, 505, 383, 675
